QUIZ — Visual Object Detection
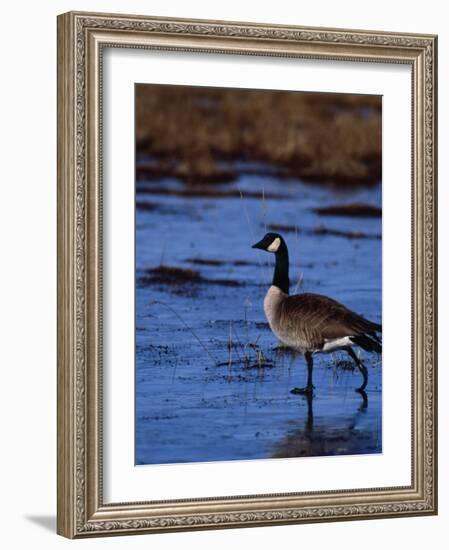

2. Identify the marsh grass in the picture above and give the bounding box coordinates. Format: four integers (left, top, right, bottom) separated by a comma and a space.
149, 299, 275, 378
141, 265, 242, 289
136, 85, 381, 186
314, 203, 382, 218
149, 300, 219, 367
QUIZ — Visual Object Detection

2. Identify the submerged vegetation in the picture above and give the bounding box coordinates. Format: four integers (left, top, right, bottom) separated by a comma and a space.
313, 203, 382, 218
136, 85, 382, 187
136, 185, 287, 199
267, 223, 381, 240
140, 265, 242, 293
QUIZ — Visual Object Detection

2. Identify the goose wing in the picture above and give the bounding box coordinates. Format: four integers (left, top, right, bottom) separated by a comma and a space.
279, 293, 381, 349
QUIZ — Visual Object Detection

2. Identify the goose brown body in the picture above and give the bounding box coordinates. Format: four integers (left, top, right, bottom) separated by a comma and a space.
264, 286, 381, 353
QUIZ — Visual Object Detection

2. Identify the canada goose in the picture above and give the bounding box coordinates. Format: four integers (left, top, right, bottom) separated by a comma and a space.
252, 232, 381, 394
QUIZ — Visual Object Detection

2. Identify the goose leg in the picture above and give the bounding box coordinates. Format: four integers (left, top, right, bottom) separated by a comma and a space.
346, 347, 368, 392
291, 351, 315, 395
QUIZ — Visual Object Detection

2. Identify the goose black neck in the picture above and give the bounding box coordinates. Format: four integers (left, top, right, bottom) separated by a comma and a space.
273, 243, 290, 295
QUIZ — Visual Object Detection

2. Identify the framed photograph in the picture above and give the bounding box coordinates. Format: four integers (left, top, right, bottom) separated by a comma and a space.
57, 11, 438, 538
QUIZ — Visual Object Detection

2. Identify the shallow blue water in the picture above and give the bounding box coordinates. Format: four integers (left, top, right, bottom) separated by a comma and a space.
135, 169, 382, 465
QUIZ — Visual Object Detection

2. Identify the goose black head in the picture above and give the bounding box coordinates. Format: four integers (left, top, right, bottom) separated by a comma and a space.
252, 232, 286, 254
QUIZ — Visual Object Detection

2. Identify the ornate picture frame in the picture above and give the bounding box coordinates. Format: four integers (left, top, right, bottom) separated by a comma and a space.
57, 11, 437, 538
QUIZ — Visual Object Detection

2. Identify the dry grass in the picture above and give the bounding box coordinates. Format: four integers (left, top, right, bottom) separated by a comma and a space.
136, 85, 382, 187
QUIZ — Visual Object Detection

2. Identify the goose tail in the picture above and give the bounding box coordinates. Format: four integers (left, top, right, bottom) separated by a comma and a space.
351, 334, 382, 354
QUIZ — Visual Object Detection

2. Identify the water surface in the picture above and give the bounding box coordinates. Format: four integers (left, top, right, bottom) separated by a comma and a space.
135, 167, 382, 465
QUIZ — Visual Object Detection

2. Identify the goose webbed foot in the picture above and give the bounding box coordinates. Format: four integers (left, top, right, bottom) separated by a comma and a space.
290, 385, 315, 396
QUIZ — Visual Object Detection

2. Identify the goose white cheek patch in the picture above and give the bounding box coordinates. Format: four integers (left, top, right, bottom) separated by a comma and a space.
268, 237, 281, 252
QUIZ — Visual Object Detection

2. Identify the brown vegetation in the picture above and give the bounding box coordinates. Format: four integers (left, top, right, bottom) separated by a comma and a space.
185, 258, 258, 267
314, 203, 382, 218
136, 85, 382, 187
267, 223, 381, 240
140, 265, 241, 288
136, 186, 287, 199
135, 201, 158, 211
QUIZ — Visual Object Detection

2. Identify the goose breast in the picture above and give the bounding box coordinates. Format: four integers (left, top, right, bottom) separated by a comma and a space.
263, 286, 318, 352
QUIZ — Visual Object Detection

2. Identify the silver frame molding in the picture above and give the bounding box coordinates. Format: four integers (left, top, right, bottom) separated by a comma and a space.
57, 11, 438, 538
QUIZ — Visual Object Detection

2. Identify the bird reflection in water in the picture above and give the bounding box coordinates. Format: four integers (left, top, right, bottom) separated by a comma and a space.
272, 390, 376, 459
